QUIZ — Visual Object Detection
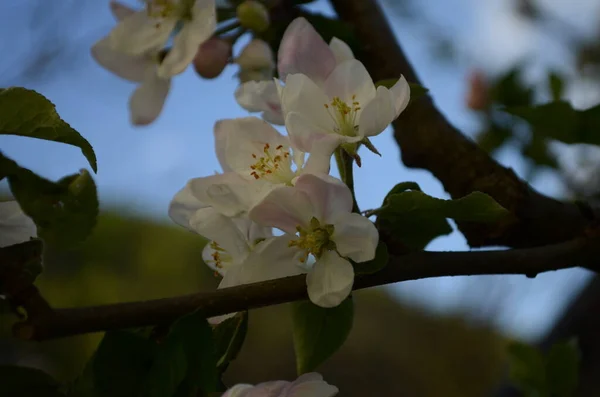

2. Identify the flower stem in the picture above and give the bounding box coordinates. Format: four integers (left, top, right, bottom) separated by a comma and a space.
335, 148, 360, 213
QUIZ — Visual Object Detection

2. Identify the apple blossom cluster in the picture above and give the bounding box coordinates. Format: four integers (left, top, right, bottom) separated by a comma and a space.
222, 373, 338, 397
166, 16, 410, 310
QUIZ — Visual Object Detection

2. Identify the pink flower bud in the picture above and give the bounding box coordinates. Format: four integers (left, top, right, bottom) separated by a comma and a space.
236, 39, 274, 72
193, 38, 232, 79
466, 69, 490, 111
237, 0, 270, 33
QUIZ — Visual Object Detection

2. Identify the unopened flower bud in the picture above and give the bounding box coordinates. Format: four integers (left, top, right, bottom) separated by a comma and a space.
466, 69, 490, 111
235, 39, 274, 71
237, 0, 270, 33
193, 37, 232, 79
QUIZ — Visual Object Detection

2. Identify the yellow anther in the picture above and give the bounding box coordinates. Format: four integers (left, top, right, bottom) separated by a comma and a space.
324, 95, 361, 137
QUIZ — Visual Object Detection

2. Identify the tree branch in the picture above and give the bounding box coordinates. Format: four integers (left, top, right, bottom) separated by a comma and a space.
13, 233, 600, 341
328, 0, 599, 249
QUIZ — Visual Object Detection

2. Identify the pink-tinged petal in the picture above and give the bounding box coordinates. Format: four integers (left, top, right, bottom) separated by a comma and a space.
188, 207, 250, 260
324, 59, 376, 105
331, 212, 378, 262
249, 186, 313, 234
281, 74, 333, 132
243, 381, 289, 397
390, 75, 411, 116
109, 0, 135, 21
329, 37, 354, 64
288, 381, 339, 397
129, 70, 171, 125
157, 0, 216, 77
306, 251, 354, 308
285, 111, 338, 154
293, 174, 352, 221
216, 117, 289, 174
277, 17, 336, 83
357, 86, 395, 138
293, 373, 324, 384
91, 37, 149, 82
222, 384, 254, 397
0, 201, 36, 248
109, 11, 175, 55
168, 181, 210, 229
235, 81, 284, 125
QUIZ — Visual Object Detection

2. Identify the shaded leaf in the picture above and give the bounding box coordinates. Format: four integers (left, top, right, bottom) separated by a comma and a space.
507, 342, 547, 397
0, 87, 97, 172
291, 296, 354, 374
491, 67, 533, 107
352, 241, 388, 275
213, 311, 248, 374
0, 365, 65, 397
476, 123, 512, 154
1, 153, 99, 247
93, 331, 157, 397
546, 340, 579, 397
506, 101, 580, 144
548, 72, 564, 101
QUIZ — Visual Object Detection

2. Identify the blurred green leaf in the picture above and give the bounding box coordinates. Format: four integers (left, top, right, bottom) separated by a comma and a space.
213, 311, 248, 374
92, 331, 157, 397
491, 67, 533, 107
0, 365, 65, 397
1, 153, 99, 247
144, 311, 218, 396
521, 133, 558, 169
352, 241, 388, 275
476, 123, 512, 154
291, 297, 354, 374
505, 101, 579, 144
507, 342, 548, 397
548, 72, 564, 101
0, 87, 97, 172
546, 340, 579, 397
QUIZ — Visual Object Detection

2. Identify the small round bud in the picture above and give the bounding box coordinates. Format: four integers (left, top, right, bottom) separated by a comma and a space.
193, 38, 232, 79
237, 0, 270, 33
235, 39, 274, 71
466, 70, 490, 111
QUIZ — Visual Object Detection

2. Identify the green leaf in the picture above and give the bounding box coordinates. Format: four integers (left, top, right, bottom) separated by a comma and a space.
213, 312, 248, 374
521, 132, 558, 169
291, 297, 354, 374
491, 67, 533, 107
1, 153, 99, 247
0, 365, 65, 397
144, 311, 218, 397
93, 331, 157, 397
375, 80, 429, 103
0, 87, 97, 172
507, 342, 548, 397
505, 101, 580, 144
476, 123, 512, 154
352, 241, 388, 275
548, 72, 564, 101
546, 340, 579, 397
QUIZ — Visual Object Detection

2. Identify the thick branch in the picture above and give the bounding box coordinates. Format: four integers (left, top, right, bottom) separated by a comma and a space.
328, 0, 597, 248
15, 235, 600, 341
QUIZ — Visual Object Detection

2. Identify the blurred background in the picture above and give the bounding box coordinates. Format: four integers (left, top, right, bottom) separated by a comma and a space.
1, 0, 600, 396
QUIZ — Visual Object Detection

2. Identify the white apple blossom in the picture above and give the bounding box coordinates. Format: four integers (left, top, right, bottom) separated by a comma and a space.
249, 173, 378, 308
223, 373, 338, 397
169, 117, 330, 217
92, 2, 171, 125
107, 0, 217, 78
279, 58, 410, 160
234, 17, 354, 125
0, 200, 37, 248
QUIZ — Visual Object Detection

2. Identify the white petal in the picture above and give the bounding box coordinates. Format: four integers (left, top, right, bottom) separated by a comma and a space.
157, 0, 217, 77
249, 186, 313, 234
277, 17, 336, 83
243, 381, 289, 397
222, 384, 254, 397
109, 1, 136, 21
108, 11, 175, 55
207, 312, 237, 325
324, 59, 376, 105
189, 207, 250, 261
91, 37, 149, 82
213, 119, 232, 172
306, 251, 354, 308
0, 201, 37, 248
390, 75, 411, 116
234, 81, 284, 125
285, 112, 339, 154
281, 74, 334, 132
329, 37, 354, 64
289, 381, 339, 397
129, 69, 171, 125
168, 181, 210, 229
331, 212, 378, 262
293, 174, 352, 222
357, 85, 395, 138
293, 373, 324, 383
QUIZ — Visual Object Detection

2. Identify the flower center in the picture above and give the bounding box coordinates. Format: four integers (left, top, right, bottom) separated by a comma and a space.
249, 143, 295, 184
206, 241, 233, 271
324, 95, 361, 137
288, 217, 336, 263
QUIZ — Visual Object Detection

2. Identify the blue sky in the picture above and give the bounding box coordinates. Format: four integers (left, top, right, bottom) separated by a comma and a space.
1, 0, 598, 341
